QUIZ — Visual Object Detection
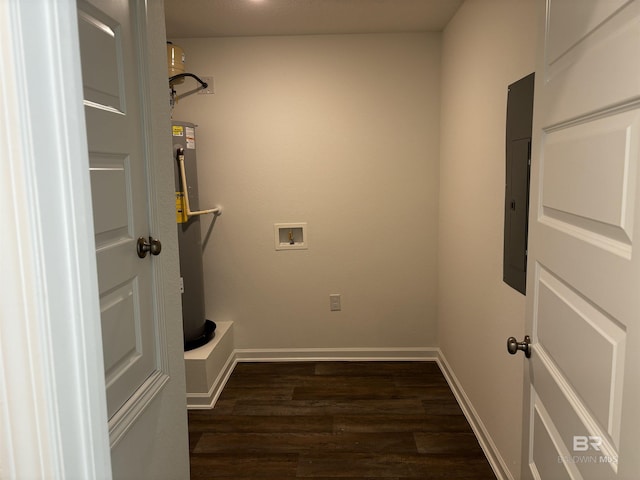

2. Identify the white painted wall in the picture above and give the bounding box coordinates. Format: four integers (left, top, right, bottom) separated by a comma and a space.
438, 0, 536, 477
171, 33, 441, 350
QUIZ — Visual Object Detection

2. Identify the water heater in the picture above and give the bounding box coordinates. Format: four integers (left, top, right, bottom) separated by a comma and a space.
172, 121, 216, 350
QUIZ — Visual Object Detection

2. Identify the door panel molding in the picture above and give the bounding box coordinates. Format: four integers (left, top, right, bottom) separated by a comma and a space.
542, 112, 638, 242
543, 1, 640, 126
535, 267, 626, 444
531, 397, 575, 480
108, 370, 169, 447
532, 348, 619, 476
77, 4, 126, 112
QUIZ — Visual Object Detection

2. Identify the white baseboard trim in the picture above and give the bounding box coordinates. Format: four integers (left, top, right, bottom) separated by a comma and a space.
187, 346, 438, 409
435, 349, 514, 480
186, 351, 236, 410
234, 346, 440, 362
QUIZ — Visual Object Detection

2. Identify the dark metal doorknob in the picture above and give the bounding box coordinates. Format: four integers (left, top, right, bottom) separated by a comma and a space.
507, 335, 531, 358
137, 236, 162, 258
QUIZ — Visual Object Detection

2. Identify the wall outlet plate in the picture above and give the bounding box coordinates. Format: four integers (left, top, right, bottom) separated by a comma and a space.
329, 294, 341, 311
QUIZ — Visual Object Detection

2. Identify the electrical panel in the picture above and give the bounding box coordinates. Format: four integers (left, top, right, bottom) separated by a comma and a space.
503, 73, 534, 295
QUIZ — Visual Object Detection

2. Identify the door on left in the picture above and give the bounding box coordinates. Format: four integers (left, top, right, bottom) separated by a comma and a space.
78, 0, 189, 478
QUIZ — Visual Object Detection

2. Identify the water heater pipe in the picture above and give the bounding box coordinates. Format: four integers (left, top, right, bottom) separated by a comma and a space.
169, 73, 208, 89
177, 148, 221, 217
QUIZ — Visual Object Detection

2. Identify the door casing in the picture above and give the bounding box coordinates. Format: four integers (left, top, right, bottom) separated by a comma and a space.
0, 1, 189, 478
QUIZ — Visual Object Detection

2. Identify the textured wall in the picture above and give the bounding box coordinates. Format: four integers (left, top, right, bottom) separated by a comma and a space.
171, 33, 441, 350
438, 0, 537, 476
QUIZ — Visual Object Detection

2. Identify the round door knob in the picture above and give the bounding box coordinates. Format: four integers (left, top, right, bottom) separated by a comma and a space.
149, 238, 162, 256
507, 335, 531, 358
137, 236, 162, 258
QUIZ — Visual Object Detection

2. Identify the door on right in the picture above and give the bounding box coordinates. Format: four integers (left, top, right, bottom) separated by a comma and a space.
523, 1, 640, 479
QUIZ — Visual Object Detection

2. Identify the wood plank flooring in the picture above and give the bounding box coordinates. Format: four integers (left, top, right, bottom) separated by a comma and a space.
188, 361, 496, 479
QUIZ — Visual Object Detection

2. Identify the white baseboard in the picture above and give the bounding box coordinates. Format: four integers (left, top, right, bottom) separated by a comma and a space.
188, 346, 438, 409
186, 350, 236, 409
435, 350, 514, 480
234, 346, 440, 362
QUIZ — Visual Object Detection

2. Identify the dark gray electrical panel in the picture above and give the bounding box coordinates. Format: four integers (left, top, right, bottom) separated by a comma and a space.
503, 73, 534, 295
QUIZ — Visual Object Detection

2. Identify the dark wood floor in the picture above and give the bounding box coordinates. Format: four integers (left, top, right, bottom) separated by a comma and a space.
188, 361, 496, 479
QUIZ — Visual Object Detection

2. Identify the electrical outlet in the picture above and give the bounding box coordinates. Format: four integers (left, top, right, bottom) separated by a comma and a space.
329, 294, 341, 312
198, 76, 214, 94
179, 277, 184, 294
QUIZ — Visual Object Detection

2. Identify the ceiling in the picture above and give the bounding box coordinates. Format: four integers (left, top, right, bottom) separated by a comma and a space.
164, 0, 464, 39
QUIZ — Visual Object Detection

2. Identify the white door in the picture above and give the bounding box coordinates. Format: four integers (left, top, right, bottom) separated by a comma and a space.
521, 1, 640, 479
79, 0, 156, 421
78, 0, 190, 478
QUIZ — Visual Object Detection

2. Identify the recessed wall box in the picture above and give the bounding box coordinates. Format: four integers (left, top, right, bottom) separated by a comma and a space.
274, 223, 308, 250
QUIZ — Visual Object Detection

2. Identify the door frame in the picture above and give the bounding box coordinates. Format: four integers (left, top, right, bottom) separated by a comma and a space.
1, 0, 112, 477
